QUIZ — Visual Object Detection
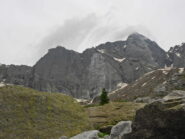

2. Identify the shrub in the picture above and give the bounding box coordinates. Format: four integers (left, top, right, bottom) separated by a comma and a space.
100, 88, 109, 105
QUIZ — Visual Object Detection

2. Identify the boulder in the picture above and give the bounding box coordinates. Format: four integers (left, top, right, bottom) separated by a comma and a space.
110, 121, 132, 139
70, 130, 99, 139
124, 97, 185, 139
134, 97, 155, 103
163, 90, 185, 100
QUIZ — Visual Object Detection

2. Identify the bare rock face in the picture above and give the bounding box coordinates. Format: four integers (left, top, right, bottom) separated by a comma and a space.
124, 97, 185, 139
0, 33, 185, 99
0, 64, 31, 85
27, 33, 169, 98
168, 43, 185, 67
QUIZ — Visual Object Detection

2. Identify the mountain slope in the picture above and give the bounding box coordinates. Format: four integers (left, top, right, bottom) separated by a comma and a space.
0, 85, 91, 139
28, 33, 169, 99
109, 68, 185, 101
0, 33, 185, 99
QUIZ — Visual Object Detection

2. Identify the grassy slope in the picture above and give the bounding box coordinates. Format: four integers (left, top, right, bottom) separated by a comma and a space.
86, 102, 145, 129
0, 86, 92, 139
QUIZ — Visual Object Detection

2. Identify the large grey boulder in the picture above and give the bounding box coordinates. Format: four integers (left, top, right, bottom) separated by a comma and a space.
70, 130, 99, 139
124, 97, 185, 139
109, 121, 132, 139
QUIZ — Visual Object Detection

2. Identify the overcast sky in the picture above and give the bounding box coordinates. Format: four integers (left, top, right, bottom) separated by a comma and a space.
0, 0, 185, 66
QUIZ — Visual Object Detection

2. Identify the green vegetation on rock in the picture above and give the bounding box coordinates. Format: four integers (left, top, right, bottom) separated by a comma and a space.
0, 85, 92, 139
98, 132, 108, 138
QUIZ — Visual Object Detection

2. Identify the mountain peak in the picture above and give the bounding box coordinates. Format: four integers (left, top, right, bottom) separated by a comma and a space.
127, 32, 149, 41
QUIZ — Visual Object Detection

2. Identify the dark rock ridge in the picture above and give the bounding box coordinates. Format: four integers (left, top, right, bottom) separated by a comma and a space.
124, 96, 185, 139
0, 33, 185, 99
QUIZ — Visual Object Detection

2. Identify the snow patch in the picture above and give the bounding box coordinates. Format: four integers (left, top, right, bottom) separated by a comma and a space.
97, 49, 105, 54
162, 71, 168, 75
179, 68, 184, 74
142, 82, 147, 87
0, 83, 5, 87
159, 67, 172, 71
151, 76, 156, 80
135, 67, 139, 70
113, 57, 126, 62
144, 70, 155, 76
123, 45, 127, 49
176, 53, 181, 57
75, 98, 88, 103
162, 81, 167, 84
117, 82, 128, 89
159, 67, 172, 75
109, 82, 128, 96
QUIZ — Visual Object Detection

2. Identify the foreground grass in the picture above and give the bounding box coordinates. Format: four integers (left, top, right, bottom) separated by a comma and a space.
0, 85, 92, 139
86, 102, 145, 129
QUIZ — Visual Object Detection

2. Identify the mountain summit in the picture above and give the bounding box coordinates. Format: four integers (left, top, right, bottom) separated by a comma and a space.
0, 33, 185, 99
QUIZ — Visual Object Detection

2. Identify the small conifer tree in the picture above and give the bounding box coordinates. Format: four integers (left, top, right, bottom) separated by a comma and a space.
100, 88, 109, 105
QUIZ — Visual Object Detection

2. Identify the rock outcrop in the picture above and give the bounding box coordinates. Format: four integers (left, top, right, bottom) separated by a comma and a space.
0, 64, 31, 86
70, 130, 100, 139
168, 43, 185, 67
109, 121, 132, 139
124, 96, 185, 139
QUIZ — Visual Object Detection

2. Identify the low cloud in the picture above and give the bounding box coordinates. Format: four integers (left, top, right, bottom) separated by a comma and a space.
37, 14, 99, 57
36, 14, 153, 61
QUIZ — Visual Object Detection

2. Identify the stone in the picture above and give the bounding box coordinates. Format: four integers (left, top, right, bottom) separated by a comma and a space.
110, 121, 132, 139
70, 130, 99, 139
163, 90, 185, 100
124, 97, 185, 139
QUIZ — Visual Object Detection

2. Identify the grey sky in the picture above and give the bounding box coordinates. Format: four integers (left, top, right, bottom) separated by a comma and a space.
0, 0, 185, 66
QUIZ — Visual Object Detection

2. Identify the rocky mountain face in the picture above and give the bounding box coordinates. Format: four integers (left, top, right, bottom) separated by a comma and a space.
109, 67, 185, 102
0, 33, 185, 99
29, 33, 171, 98
27, 33, 170, 99
0, 64, 31, 86
168, 43, 185, 67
